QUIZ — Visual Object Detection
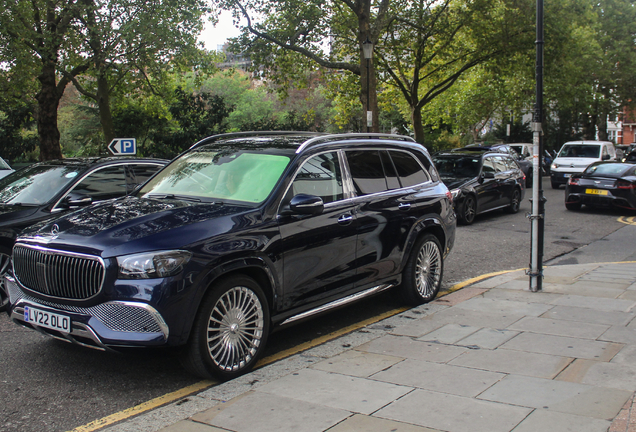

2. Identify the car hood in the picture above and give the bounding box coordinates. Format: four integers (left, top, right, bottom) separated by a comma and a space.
554, 157, 598, 168
0, 204, 41, 226
18, 196, 261, 258
441, 177, 474, 190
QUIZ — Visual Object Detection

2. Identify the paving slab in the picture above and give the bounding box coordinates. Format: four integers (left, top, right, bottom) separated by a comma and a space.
600, 326, 636, 345
416, 323, 480, 344
371, 358, 504, 397
455, 328, 519, 349
579, 361, 636, 392
327, 414, 442, 432
543, 282, 626, 298
507, 316, 610, 339
191, 391, 350, 432
375, 389, 531, 432
478, 375, 630, 419
453, 296, 553, 317
511, 409, 611, 432
551, 294, 636, 312
158, 420, 226, 432
310, 349, 403, 378
357, 334, 467, 363
449, 348, 572, 379
254, 368, 412, 415
540, 305, 635, 326
469, 271, 525, 289
501, 332, 620, 361
483, 288, 560, 304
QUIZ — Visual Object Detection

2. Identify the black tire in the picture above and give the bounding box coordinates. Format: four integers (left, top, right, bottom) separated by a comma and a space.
398, 234, 443, 305
180, 275, 270, 381
506, 188, 521, 214
459, 195, 476, 225
565, 202, 582, 211
551, 181, 560, 189
0, 253, 11, 312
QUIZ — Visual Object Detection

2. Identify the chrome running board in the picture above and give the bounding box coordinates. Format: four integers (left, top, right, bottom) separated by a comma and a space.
280, 283, 394, 326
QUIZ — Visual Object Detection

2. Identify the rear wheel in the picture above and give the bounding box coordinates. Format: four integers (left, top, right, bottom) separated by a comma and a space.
398, 234, 443, 305
180, 275, 269, 380
459, 195, 476, 225
551, 181, 560, 189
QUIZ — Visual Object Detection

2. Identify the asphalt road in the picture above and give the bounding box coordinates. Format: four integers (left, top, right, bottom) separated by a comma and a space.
1, 176, 633, 432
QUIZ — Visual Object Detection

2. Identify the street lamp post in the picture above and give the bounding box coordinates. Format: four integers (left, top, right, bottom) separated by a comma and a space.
362, 38, 373, 133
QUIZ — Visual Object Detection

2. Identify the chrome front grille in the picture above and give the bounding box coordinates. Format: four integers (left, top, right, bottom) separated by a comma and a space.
13, 244, 105, 300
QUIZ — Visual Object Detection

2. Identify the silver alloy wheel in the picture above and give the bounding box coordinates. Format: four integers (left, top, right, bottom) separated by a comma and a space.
0, 253, 10, 309
206, 286, 265, 372
415, 240, 442, 298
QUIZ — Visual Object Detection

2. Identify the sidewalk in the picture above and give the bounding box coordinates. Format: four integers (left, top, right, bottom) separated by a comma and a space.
103, 261, 636, 432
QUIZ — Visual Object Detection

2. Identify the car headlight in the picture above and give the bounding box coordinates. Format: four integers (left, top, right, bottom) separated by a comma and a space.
117, 250, 192, 279
551, 163, 558, 169
450, 188, 462, 200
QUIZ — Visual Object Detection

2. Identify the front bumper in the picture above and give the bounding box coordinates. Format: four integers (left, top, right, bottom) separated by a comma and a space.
6, 275, 169, 350
551, 171, 579, 185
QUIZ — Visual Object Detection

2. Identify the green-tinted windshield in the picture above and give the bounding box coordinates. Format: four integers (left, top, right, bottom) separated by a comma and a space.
139, 150, 291, 204
433, 156, 480, 178
0, 165, 81, 205
0, 158, 11, 170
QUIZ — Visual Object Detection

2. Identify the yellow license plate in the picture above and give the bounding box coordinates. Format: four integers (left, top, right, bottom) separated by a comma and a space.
585, 188, 608, 196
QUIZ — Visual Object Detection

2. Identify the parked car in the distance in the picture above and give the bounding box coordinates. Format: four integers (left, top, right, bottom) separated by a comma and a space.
624, 150, 636, 163
453, 144, 533, 186
0, 157, 168, 310
433, 150, 525, 224
565, 161, 636, 211
0, 157, 14, 180
550, 140, 617, 189
5, 132, 456, 380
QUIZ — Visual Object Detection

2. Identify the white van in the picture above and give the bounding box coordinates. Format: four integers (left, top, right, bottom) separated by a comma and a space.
550, 140, 617, 188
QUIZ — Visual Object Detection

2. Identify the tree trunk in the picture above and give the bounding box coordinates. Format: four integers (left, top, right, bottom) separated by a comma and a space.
411, 106, 426, 147
36, 62, 64, 161
357, 0, 379, 133
97, 73, 115, 144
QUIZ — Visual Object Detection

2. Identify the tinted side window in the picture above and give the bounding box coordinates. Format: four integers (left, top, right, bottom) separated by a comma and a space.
291, 152, 344, 204
492, 156, 507, 173
71, 166, 127, 201
390, 151, 429, 187
380, 151, 400, 190
482, 158, 496, 173
346, 151, 388, 195
126, 164, 163, 193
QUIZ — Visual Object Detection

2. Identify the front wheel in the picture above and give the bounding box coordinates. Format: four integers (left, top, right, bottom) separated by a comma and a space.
506, 189, 521, 214
459, 195, 476, 225
398, 234, 443, 305
0, 253, 11, 312
551, 181, 560, 189
180, 275, 270, 381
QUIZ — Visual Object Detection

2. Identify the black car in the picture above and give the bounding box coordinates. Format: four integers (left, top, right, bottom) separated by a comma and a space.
0, 157, 168, 310
454, 144, 533, 186
433, 150, 525, 224
5, 132, 456, 380
565, 161, 636, 211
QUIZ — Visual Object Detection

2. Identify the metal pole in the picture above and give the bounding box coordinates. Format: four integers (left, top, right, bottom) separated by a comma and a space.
366, 57, 370, 133
529, 0, 545, 292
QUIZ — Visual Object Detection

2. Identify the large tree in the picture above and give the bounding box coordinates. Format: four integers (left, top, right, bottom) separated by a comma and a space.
0, 0, 211, 160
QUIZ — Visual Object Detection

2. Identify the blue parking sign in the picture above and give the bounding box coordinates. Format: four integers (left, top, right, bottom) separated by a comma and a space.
108, 138, 137, 155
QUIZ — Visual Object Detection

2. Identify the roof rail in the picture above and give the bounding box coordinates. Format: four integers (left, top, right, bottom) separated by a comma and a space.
189, 131, 324, 149
296, 133, 416, 153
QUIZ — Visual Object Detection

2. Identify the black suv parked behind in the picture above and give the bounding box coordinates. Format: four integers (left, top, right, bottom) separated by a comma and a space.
5, 132, 456, 380
433, 150, 525, 224
0, 157, 168, 310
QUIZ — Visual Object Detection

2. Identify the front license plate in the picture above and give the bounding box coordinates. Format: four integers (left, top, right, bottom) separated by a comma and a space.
585, 188, 609, 196
24, 306, 71, 334
563, 173, 571, 178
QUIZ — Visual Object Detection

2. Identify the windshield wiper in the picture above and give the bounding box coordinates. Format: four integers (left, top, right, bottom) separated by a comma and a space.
147, 194, 202, 202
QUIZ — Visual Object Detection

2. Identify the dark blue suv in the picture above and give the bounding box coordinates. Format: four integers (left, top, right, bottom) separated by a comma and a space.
5, 132, 455, 380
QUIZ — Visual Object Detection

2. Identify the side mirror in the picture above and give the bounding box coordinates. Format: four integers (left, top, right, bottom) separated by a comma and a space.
602, 154, 610, 161
61, 193, 93, 208
289, 194, 324, 215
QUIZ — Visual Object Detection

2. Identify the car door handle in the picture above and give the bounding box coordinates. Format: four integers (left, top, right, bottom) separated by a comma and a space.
398, 203, 411, 211
338, 213, 354, 225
